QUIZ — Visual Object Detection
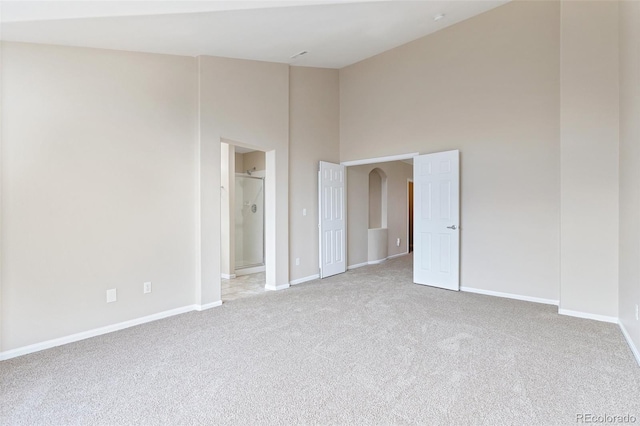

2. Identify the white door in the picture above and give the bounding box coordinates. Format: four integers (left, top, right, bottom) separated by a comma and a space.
319, 161, 346, 278
413, 150, 460, 290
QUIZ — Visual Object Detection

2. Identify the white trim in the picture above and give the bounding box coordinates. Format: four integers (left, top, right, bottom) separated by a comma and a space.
407, 177, 413, 257
558, 308, 618, 324
347, 262, 368, 270
221, 273, 236, 279
265, 283, 290, 291
388, 251, 409, 260
194, 300, 222, 311
0, 304, 220, 361
619, 322, 640, 366
348, 254, 408, 270
461, 286, 559, 306
290, 274, 319, 285
341, 152, 420, 167
235, 265, 265, 276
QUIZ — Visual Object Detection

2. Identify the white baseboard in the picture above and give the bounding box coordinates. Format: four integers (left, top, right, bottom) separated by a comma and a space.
195, 300, 223, 311
354, 252, 409, 268
619, 322, 640, 366
221, 273, 236, 279
290, 274, 319, 285
265, 283, 290, 291
460, 286, 559, 306
388, 251, 409, 260
558, 308, 618, 324
347, 262, 368, 270
235, 265, 265, 276
0, 302, 223, 361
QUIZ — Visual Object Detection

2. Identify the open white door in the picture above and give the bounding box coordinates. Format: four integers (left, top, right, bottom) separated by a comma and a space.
413, 150, 460, 290
319, 161, 346, 278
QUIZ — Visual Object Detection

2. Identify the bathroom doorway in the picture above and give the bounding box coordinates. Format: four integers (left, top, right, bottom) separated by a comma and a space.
221, 142, 267, 300
235, 173, 265, 270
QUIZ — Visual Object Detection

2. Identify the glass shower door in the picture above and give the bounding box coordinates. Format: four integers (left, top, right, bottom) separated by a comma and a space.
235, 176, 264, 269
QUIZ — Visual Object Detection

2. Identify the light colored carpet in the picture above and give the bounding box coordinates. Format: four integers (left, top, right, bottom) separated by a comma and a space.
1, 254, 639, 425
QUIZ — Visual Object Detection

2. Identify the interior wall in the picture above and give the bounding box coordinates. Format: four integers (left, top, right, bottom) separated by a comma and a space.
559, 0, 619, 319
235, 153, 244, 173
619, 0, 640, 355
368, 170, 383, 229
243, 151, 266, 172
198, 55, 289, 292
340, 1, 561, 301
0, 37, 4, 353
289, 66, 340, 282
220, 143, 235, 277
1, 42, 197, 351
234, 175, 244, 269
347, 161, 412, 267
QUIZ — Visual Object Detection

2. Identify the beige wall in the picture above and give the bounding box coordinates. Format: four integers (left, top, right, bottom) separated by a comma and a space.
198, 56, 289, 293
220, 143, 235, 276
243, 151, 266, 173
619, 0, 640, 354
347, 161, 412, 267
340, 1, 561, 301
1, 42, 198, 351
2, 0, 637, 357
368, 170, 383, 229
235, 153, 244, 173
0, 38, 4, 352
289, 67, 340, 281
560, 0, 619, 318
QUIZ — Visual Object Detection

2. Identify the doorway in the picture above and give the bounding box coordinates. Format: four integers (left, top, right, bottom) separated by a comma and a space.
235, 174, 265, 271
220, 142, 267, 300
340, 159, 414, 272
408, 180, 414, 253
321, 150, 459, 290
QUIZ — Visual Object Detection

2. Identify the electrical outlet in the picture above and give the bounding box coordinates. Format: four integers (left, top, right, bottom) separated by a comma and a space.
302, 208, 307, 216
295, 258, 300, 266
144, 282, 152, 294
396, 238, 401, 247
106, 289, 117, 303
636, 304, 639, 321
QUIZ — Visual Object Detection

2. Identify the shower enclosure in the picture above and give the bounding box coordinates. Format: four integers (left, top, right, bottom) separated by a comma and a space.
235, 175, 265, 269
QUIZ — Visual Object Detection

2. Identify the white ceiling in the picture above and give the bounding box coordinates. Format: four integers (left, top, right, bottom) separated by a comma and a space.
0, 1, 509, 69
234, 146, 257, 154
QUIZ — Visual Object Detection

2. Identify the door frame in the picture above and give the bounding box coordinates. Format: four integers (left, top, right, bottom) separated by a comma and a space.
340, 152, 419, 269
340, 152, 420, 167
407, 178, 413, 254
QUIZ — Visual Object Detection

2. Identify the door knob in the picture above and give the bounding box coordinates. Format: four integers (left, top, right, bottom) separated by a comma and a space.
447, 225, 457, 230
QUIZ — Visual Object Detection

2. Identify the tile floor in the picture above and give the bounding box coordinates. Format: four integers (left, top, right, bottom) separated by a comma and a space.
221, 271, 266, 301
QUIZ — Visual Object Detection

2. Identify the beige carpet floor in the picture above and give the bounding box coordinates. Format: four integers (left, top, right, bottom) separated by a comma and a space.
1, 254, 639, 425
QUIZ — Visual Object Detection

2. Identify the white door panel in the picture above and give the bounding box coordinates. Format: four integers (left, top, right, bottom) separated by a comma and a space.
319, 161, 346, 278
414, 150, 460, 290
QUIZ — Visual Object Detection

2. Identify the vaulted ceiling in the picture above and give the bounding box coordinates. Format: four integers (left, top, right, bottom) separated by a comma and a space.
1, 1, 509, 68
